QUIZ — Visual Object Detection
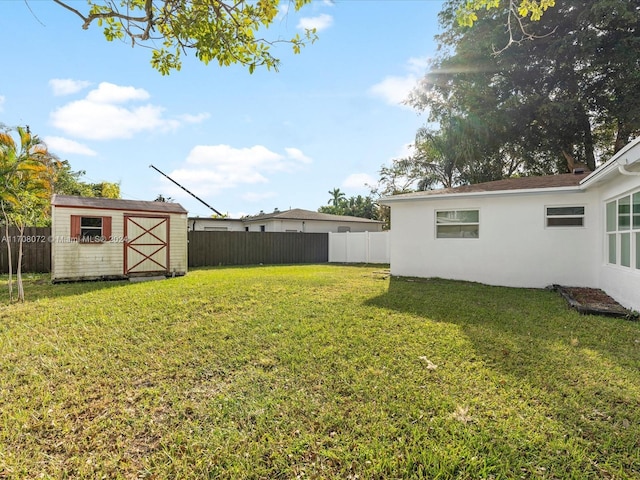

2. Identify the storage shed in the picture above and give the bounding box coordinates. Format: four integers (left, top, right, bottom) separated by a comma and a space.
51, 195, 188, 282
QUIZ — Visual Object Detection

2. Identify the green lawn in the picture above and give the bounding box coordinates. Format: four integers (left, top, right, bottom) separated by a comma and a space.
0, 265, 639, 479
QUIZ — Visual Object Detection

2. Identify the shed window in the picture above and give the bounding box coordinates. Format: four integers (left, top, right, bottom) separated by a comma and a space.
546, 206, 585, 227
605, 191, 640, 269
71, 215, 112, 242
436, 210, 479, 238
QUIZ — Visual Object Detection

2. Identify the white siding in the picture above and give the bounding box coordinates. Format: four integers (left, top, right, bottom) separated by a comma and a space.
169, 214, 188, 274
51, 206, 125, 280
388, 190, 600, 289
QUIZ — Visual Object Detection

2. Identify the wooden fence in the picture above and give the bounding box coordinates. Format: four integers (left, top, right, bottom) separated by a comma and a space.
188, 231, 328, 267
0, 227, 52, 273
0, 229, 329, 274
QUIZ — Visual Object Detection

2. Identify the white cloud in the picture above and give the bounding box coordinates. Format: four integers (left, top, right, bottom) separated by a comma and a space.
343, 173, 376, 190
86, 82, 149, 104
167, 144, 313, 197
50, 82, 193, 140
284, 147, 312, 164
49, 79, 92, 96
0, 95, 4, 112
369, 75, 418, 107
297, 14, 333, 32
178, 113, 210, 124
369, 56, 432, 108
44, 136, 97, 156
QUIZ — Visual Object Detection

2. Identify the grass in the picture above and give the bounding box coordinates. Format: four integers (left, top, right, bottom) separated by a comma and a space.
0, 264, 639, 479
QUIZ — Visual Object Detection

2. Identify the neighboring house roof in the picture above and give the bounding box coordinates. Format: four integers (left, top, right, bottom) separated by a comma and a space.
51, 194, 188, 214
241, 208, 384, 224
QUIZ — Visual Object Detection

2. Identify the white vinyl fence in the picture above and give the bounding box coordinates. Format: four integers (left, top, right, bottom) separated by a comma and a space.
328, 231, 390, 264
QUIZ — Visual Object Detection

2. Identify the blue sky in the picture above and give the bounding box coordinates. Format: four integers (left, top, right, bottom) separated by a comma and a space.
1, 0, 445, 218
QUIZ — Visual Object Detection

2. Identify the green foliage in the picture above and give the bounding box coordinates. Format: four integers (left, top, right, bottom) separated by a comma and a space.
53, 161, 121, 200
457, 0, 556, 27
1, 266, 639, 477
319, 189, 381, 220
396, 0, 640, 192
54, 0, 316, 75
0, 126, 56, 301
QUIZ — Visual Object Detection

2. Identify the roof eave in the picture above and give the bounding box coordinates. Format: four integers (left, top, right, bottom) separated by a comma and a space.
580, 136, 640, 188
380, 185, 584, 204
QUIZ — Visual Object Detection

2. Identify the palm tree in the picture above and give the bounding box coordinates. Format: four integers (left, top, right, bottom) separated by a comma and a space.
0, 126, 54, 301
327, 187, 346, 207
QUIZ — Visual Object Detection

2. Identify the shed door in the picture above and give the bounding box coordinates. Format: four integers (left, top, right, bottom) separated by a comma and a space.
124, 215, 170, 275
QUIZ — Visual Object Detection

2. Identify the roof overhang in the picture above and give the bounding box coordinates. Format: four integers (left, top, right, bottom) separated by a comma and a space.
380, 185, 584, 204
580, 136, 640, 188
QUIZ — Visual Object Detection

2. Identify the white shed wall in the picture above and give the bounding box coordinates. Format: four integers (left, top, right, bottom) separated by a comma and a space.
389, 190, 600, 289
51, 206, 125, 280
52, 206, 188, 281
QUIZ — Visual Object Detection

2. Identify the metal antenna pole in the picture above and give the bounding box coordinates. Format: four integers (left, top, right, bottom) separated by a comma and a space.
149, 164, 223, 216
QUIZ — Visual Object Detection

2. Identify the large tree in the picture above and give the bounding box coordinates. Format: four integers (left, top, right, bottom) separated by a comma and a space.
51, 0, 316, 74
408, 0, 639, 179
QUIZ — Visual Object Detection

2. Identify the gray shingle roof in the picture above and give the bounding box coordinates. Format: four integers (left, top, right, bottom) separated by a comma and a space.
51, 194, 188, 214
243, 208, 383, 224
383, 172, 590, 200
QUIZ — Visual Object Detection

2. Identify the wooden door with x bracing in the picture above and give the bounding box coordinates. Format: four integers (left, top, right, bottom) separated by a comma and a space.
124, 215, 170, 276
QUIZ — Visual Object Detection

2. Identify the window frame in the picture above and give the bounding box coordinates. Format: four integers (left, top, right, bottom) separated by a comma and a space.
605, 190, 640, 270
435, 209, 480, 239
71, 215, 112, 243
545, 205, 585, 228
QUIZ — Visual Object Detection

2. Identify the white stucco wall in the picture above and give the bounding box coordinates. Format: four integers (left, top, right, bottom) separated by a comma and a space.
244, 219, 382, 233
189, 218, 245, 231
388, 190, 600, 289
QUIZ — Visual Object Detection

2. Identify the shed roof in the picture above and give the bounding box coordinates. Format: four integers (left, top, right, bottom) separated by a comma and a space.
243, 208, 383, 224
51, 194, 188, 214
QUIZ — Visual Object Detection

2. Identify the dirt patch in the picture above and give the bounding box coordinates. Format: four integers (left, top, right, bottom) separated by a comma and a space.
553, 285, 637, 319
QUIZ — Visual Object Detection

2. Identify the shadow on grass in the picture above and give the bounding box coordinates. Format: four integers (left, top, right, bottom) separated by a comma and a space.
366, 276, 640, 463
0, 274, 132, 304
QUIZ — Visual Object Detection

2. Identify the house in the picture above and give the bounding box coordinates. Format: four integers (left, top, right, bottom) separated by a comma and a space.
189, 208, 384, 233
50, 195, 188, 282
380, 137, 640, 312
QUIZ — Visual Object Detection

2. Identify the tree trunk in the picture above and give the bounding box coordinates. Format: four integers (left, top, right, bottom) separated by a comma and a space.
2, 204, 13, 302
16, 224, 24, 303
614, 120, 631, 154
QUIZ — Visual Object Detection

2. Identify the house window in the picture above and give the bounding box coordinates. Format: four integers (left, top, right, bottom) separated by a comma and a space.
260, 225, 266, 232
337, 226, 351, 233
546, 206, 585, 227
71, 215, 112, 243
436, 210, 479, 238
605, 191, 640, 268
